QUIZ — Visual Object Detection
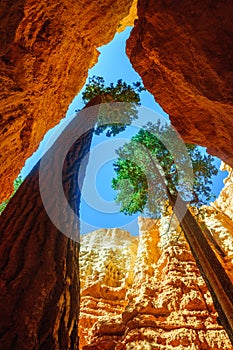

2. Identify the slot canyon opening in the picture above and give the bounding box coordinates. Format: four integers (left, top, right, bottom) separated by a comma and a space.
1, 2, 233, 348
2, 27, 232, 349
15, 27, 228, 236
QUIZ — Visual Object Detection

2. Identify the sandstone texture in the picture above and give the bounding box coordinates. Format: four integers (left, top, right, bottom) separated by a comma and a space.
79, 215, 233, 349
0, 0, 134, 201
79, 228, 138, 349
199, 164, 233, 278
214, 164, 233, 222
127, 0, 233, 166
117, 0, 138, 33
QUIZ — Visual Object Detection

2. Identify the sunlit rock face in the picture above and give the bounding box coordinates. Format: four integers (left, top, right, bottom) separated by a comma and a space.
79, 217, 233, 349
79, 228, 138, 349
198, 164, 233, 279
127, 0, 233, 166
214, 164, 233, 222
200, 204, 233, 283
0, 0, 134, 201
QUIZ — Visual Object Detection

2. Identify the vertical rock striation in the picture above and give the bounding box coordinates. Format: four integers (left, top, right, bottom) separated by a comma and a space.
79, 228, 138, 349
79, 214, 233, 349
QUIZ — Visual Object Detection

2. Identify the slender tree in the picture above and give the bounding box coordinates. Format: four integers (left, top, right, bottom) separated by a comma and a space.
0, 77, 143, 350
112, 121, 233, 343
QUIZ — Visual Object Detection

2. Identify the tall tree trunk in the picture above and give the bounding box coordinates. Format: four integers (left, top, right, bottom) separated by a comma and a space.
0, 97, 103, 349
169, 193, 233, 344
148, 151, 233, 343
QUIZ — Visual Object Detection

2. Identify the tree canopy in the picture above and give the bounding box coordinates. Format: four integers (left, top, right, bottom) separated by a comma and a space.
112, 121, 218, 217
82, 75, 144, 137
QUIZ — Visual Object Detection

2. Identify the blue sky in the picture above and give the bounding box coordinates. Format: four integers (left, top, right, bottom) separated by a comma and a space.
21, 27, 228, 236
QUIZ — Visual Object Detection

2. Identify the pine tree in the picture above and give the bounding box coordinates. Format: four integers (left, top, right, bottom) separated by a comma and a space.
112, 121, 233, 342
112, 121, 218, 216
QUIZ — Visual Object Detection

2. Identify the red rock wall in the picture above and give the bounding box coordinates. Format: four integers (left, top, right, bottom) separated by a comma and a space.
0, 0, 133, 201
79, 217, 233, 349
126, 0, 233, 166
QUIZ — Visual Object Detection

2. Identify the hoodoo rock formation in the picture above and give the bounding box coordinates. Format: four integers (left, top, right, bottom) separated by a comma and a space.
0, 0, 135, 201
79, 213, 233, 349
127, 0, 233, 166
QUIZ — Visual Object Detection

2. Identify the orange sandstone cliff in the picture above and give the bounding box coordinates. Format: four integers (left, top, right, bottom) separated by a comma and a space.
79, 209, 233, 349
0, 0, 135, 201
126, 0, 233, 166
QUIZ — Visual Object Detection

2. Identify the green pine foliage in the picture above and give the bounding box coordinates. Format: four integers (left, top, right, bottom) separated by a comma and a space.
82, 76, 145, 137
112, 121, 218, 217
